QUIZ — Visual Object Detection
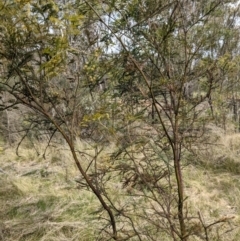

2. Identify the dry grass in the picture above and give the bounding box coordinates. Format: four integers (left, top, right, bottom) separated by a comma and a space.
0, 141, 101, 241
186, 127, 240, 240
0, 131, 240, 240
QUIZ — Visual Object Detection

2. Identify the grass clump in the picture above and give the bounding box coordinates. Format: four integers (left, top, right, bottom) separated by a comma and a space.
0, 133, 240, 240
0, 143, 100, 241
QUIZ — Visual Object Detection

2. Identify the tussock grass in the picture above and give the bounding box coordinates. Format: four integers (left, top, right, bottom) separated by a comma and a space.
198, 128, 240, 174
188, 128, 240, 240
0, 132, 240, 240
0, 142, 101, 241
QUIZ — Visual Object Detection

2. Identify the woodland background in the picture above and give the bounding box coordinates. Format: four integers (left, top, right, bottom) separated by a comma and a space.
1, 0, 240, 240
